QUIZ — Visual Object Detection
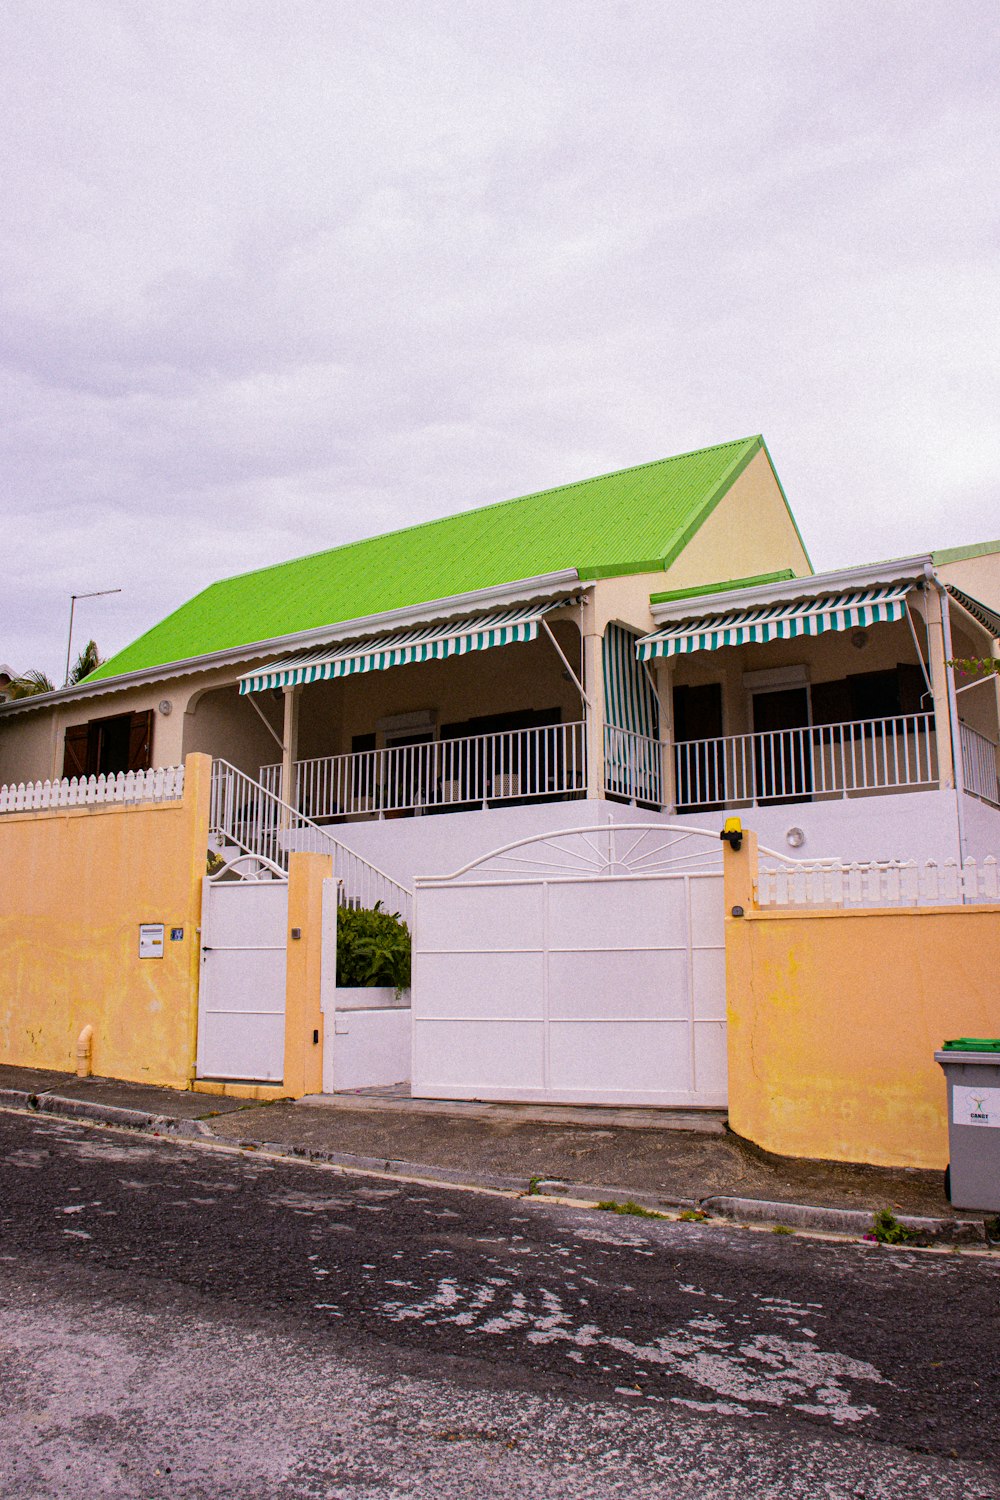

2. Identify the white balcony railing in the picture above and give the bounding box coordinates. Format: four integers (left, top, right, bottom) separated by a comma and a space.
262, 721, 588, 820
960, 721, 1000, 808
604, 725, 665, 806
674, 712, 938, 809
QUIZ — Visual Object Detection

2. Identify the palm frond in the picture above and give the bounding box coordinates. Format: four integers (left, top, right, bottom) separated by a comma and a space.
5, 670, 56, 699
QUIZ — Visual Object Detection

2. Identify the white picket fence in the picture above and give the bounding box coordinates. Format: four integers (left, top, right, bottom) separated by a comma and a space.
0, 765, 186, 814
757, 852, 1000, 909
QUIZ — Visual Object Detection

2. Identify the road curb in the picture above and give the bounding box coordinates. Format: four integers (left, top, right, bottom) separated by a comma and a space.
0, 1088, 213, 1139
699, 1194, 988, 1243
246, 1138, 531, 1196
1, 1090, 988, 1243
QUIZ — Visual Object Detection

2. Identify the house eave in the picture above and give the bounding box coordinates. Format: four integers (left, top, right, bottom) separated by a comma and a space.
648, 555, 934, 625
0, 570, 587, 719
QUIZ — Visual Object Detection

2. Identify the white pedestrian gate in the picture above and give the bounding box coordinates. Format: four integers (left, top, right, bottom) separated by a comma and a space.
197, 856, 289, 1083
412, 824, 726, 1107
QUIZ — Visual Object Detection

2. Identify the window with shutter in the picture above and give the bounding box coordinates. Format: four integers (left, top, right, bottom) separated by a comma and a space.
61, 709, 154, 779
127, 709, 154, 772
63, 723, 91, 778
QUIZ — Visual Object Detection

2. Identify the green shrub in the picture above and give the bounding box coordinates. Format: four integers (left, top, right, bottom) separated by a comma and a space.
870, 1208, 912, 1245
597, 1199, 667, 1219
336, 901, 411, 992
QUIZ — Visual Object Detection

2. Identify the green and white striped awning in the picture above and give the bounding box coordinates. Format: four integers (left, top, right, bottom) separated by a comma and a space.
637, 583, 912, 660
239, 601, 570, 694
604, 622, 658, 738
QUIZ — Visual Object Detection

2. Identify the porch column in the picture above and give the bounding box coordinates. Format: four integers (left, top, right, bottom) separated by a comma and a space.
280, 684, 301, 813
654, 658, 676, 812
582, 611, 605, 800
923, 587, 956, 790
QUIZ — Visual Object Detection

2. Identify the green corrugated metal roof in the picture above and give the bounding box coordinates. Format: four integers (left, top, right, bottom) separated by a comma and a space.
89, 434, 768, 681
933, 538, 1000, 565
649, 569, 797, 606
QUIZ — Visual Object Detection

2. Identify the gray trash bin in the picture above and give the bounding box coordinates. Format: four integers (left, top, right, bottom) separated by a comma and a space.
935, 1039, 1000, 1212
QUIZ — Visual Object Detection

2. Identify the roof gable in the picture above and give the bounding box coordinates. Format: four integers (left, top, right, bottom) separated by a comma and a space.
89, 435, 765, 682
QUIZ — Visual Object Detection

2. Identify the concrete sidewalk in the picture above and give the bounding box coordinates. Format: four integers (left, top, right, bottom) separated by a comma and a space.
0, 1063, 989, 1242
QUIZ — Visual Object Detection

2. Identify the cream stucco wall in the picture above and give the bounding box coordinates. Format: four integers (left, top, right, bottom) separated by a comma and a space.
183, 681, 284, 776
937, 549, 1000, 614
294, 617, 586, 765
669, 615, 932, 739
660, 447, 811, 595
0, 657, 278, 787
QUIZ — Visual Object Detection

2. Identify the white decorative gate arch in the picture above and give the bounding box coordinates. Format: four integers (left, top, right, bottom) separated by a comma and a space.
411, 824, 726, 1108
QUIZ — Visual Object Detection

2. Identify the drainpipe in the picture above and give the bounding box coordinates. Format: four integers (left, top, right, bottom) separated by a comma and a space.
926, 564, 968, 875
76, 1024, 94, 1078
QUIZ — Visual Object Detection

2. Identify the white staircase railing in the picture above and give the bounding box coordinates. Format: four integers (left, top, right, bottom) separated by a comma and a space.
209, 759, 413, 921
0, 764, 185, 814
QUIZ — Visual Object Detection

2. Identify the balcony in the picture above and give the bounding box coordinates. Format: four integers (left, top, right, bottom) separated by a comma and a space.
258, 711, 998, 822
262, 720, 588, 820
673, 712, 939, 810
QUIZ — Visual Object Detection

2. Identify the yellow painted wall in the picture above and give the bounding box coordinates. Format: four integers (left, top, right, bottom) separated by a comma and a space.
724, 833, 1000, 1169
0, 753, 212, 1087
283, 851, 331, 1097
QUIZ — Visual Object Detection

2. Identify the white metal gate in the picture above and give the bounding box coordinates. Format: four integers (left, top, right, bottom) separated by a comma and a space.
197, 859, 289, 1083
412, 824, 725, 1107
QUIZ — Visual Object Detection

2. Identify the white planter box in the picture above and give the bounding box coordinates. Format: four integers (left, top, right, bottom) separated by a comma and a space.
334, 986, 410, 1011
327, 1000, 412, 1092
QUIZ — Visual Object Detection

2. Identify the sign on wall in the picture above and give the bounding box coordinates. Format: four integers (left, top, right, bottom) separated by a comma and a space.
138, 924, 165, 959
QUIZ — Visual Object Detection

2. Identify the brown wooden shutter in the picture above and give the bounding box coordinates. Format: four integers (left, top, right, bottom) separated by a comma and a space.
63, 723, 90, 778
127, 709, 154, 771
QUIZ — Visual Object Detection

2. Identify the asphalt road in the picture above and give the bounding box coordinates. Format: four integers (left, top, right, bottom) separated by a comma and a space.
1, 1108, 998, 1500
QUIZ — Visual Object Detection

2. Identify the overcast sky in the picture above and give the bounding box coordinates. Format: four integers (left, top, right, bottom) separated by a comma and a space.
4, 2, 998, 679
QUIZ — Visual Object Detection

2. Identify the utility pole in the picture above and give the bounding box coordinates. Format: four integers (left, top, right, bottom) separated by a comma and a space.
64, 588, 121, 686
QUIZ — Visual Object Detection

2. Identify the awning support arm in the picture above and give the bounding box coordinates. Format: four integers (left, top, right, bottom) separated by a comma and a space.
905, 602, 933, 698
541, 618, 594, 708
955, 674, 999, 695
245, 692, 285, 751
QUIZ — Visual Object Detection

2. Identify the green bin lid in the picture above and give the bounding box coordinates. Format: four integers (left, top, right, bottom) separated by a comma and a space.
942, 1038, 1000, 1052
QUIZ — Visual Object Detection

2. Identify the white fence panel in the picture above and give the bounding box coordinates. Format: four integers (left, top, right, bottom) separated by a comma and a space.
0, 764, 185, 814
757, 853, 1000, 909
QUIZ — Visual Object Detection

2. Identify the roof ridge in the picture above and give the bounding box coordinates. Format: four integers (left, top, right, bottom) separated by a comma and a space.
211, 434, 763, 590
